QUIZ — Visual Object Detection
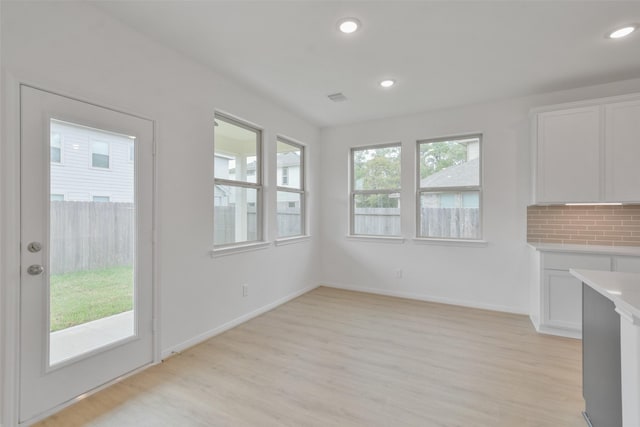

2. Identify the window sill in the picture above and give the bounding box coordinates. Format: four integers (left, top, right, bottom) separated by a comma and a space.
274, 235, 311, 246
346, 235, 406, 244
210, 241, 271, 258
412, 238, 488, 247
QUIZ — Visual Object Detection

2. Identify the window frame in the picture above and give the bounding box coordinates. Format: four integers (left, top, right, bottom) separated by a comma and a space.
416, 133, 483, 241
276, 136, 306, 239
213, 112, 264, 249
349, 142, 402, 237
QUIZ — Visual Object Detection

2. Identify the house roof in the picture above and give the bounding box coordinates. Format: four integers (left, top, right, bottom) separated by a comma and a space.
420, 158, 479, 188
276, 152, 300, 168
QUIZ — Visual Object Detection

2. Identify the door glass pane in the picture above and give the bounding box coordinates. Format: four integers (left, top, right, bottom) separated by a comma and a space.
49, 119, 135, 366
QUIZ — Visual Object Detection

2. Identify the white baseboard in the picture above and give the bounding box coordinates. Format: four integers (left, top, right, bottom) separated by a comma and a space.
320, 282, 529, 315
536, 324, 582, 340
161, 284, 319, 359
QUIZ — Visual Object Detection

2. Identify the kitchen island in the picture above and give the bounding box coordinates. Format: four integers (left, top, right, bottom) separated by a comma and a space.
570, 269, 640, 427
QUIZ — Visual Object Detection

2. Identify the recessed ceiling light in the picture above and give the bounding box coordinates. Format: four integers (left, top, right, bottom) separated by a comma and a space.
380, 79, 395, 88
608, 25, 636, 39
338, 18, 360, 34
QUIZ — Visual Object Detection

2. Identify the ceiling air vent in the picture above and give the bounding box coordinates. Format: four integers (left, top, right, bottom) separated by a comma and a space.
328, 92, 348, 102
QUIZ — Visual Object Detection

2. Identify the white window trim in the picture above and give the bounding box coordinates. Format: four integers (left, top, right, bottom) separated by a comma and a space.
346, 235, 406, 244
349, 142, 402, 238
213, 112, 264, 249
416, 133, 483, 241
274, 235, 311, 246
210, 241, 271, 257
276, 136, 306, 239
412, 237, 488, 247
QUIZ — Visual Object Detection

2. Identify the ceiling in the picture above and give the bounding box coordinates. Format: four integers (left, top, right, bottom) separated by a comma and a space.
95, 1, 640, 128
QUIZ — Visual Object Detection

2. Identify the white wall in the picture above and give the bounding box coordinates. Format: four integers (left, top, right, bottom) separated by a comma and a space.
0, 0, 320, 400
4, 0, 640, 424
319, 78, 640, 314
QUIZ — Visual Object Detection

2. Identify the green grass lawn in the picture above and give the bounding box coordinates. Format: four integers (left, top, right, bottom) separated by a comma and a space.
50, 266, 133, 332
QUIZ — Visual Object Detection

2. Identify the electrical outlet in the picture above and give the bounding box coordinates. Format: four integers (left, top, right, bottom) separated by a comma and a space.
395, 269, 403, 279
242, 283, 249, 297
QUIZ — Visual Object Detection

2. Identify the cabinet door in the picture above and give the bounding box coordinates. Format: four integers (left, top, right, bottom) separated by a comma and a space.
605, 100, 640, 202
613, 256, 640, 273
536, 107, 601, 203
544, 270, 582, 331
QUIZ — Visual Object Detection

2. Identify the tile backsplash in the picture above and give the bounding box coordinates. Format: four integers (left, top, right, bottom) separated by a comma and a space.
527, 205, 640, 246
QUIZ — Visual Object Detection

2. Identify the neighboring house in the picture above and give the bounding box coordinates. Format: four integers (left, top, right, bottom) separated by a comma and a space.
420, 141, 480, 209
50, 120, 135, 203
275, 151, 302, 208
213, 151, 302, 208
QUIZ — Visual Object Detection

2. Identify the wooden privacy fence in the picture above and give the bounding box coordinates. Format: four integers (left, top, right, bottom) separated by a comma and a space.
421, 207, 480, 238
354, 207, 479, 238
277, 206, 302, 237
214, 205, 302, 244
354, 208, 401, 236
50, 201, 134, 275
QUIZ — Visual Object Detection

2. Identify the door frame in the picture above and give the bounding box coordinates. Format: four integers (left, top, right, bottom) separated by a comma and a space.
1, 76, 161, 427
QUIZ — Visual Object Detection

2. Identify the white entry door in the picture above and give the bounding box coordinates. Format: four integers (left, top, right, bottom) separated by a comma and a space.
19, 85, 155, 424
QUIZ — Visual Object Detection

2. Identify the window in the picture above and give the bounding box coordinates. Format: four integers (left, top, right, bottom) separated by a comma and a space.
350, 144, 401, 236
50, 194, 64, 201
51, 133, 62, 163
129, 143, 135, 162
93, 196, 110, 203
417, 134, 482, 240
91, 140, 110, 169
214, 114, 262, 247
276, 138, 305, 238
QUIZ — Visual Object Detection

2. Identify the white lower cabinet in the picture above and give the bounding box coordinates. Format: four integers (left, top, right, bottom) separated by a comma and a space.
613, 256, 640, 273
532, 250, 616, 339
544, 270, 583, 332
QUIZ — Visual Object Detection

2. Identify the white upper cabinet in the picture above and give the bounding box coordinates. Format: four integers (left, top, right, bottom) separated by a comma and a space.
533, 94, 640, 204
604, 99, 640, 202
536, 106, 601, 203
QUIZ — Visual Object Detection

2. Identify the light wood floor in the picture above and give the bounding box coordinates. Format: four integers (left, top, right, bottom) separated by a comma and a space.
35, 287, 585, 427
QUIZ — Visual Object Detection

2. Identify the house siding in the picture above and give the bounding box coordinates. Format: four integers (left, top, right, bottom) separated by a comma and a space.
50, 121, 134, 202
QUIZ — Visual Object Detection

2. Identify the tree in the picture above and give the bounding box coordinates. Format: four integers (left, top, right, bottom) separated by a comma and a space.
354, 147, 400, 208
420, 141, 467, 179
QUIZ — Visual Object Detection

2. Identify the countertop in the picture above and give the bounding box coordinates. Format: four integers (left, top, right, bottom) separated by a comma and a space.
570, 269, 640, 320
528, 242, 640, 257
